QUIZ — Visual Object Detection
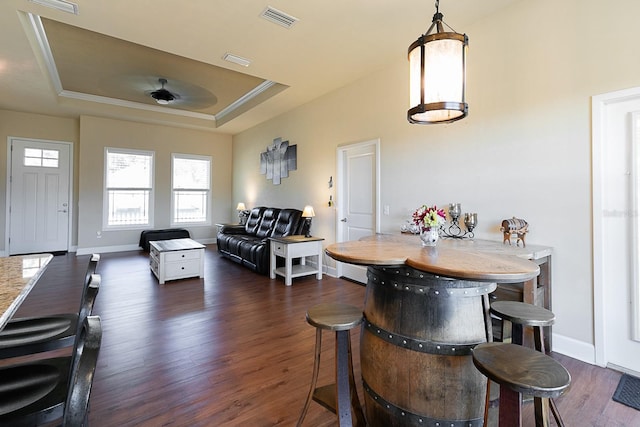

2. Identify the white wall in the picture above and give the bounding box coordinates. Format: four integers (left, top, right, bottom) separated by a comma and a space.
232, 0, 640, 362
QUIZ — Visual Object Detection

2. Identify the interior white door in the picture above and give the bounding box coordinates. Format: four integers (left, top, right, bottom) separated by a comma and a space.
8, 138, 71, 255
336, 140, 378, 283
593, 89, 640, 376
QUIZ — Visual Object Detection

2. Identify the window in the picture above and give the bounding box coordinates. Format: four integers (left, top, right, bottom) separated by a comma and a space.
104, 148, 154, 229
171, 153, 211, 225
24, 148, 59, 168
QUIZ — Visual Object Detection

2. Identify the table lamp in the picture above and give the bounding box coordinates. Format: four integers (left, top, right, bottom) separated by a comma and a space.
236, 203, 248, 225
302, 205, 315, 237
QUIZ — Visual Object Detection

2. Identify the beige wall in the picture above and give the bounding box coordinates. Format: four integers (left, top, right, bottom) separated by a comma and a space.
232, 0, 640, 360
77, 116, 233, 251
0, 109, 79, 250
1, 111, 232, 254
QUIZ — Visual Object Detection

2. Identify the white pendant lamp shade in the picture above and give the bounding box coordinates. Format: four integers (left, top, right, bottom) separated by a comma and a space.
408, 6, 468, 124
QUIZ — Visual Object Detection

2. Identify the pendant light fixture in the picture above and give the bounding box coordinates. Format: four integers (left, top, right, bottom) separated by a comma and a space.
408, 0, 468, 124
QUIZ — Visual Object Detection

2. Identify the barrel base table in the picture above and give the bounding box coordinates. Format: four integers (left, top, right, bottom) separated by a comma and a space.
325, 234, 540, 427
361, 266, 494, 427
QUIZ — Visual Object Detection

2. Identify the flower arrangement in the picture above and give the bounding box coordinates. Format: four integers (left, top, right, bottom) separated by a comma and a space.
412, 205, 446, 232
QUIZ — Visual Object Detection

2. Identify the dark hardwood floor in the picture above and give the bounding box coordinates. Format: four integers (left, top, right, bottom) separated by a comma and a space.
8, 248, 640, 426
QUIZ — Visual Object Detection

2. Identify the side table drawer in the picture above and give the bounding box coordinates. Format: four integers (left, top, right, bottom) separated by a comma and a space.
272, 242, 286, 257
165, 249, 202, 262
165, 259, 201, 278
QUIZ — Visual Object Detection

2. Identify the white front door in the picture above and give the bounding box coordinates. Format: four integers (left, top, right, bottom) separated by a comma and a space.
7, 138, 71, 255
593, 88, 640, 376
336, 140, 379, 283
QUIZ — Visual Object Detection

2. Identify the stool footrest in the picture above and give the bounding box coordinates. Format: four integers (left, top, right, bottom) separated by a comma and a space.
313, 384, 337, 414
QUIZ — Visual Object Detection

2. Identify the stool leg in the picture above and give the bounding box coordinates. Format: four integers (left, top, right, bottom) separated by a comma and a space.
534, 397, 551, 427
550, 399, 565, 427
297, 329, 323, 427
498, 385, 523, 427
482, 294, 494, 343
345, 332, 366, 427
336, 330, 353, 427
483, 378, 491, 426
533, 324, 566, 426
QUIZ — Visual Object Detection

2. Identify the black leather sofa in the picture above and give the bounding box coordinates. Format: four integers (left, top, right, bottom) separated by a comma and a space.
216, 207, 307, 274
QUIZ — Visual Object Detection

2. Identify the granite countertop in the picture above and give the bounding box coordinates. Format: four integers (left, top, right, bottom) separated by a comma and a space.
0, 253, 53, 331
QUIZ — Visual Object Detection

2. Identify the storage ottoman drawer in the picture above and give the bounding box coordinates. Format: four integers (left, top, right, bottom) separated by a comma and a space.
165, 259, 201, 278
165, 249, 202, 262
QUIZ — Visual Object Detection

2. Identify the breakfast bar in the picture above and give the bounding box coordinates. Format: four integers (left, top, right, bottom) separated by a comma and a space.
325, 234, 539, 427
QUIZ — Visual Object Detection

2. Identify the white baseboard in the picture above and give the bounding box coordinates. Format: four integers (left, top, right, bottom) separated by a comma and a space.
76, 244, 141, 255
551, 333, 596, 364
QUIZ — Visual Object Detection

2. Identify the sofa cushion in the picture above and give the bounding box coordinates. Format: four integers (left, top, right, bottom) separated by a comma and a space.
272, 209, 303, 237
244, 207, 266, 234
255, 208, 280, 238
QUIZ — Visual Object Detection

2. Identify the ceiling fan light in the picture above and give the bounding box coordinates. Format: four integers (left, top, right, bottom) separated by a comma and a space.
150, 79, 176, 104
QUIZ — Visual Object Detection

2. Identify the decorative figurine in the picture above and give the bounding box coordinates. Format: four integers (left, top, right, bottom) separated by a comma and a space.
501, 217, 528, 247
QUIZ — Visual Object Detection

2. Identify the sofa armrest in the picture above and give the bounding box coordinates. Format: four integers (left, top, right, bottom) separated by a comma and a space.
218, 224, 247, 235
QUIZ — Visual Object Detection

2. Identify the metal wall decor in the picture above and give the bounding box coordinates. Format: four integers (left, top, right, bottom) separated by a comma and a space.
260, 137, 297, 185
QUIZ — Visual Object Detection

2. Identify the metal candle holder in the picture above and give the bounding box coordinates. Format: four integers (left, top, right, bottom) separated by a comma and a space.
440, 203, 477, 239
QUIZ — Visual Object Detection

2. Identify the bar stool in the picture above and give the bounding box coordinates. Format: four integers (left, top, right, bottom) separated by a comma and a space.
296, 303, 365, 427
471, 342, 571, 427
490, 300, 564, 426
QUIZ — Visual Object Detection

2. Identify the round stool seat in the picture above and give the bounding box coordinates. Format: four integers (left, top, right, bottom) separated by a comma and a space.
306, 303, 363, 331
472, 342, 570, 398
491, 300, 555, 327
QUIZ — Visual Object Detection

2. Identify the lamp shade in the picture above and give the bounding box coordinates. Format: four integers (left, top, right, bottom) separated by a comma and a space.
236, 203, 246, 211
302, 205, 315, 218
408, 11, 468, 124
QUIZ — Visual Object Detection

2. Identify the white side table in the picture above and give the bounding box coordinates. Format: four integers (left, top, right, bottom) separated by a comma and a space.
269, 235, 324, 286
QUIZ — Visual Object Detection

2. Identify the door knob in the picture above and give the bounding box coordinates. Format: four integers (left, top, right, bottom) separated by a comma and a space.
340, 218, 347, 222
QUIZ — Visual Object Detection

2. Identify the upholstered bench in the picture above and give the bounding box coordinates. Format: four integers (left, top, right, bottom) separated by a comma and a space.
139, 228, 191, 252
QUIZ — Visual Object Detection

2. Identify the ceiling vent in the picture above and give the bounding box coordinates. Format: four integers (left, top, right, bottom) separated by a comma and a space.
223, 53, 251, 67
260, 6, 298, 29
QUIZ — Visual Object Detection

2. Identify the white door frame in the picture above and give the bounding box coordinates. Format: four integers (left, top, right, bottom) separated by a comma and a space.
335, 139, 381, 279
592, 87, 640, 371
5, 137, 74, 255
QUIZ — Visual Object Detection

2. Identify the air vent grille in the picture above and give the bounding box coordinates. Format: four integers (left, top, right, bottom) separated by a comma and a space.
260, 6, 298, 28
223, 53, 251, 67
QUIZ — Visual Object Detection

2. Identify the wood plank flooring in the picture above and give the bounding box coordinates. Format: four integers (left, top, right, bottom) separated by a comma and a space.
9, 248, 640, 426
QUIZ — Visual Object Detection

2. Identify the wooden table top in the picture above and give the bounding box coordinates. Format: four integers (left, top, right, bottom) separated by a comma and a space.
269, 235, 324, 244
0, 253, 53, 332
325, 234, 540, 283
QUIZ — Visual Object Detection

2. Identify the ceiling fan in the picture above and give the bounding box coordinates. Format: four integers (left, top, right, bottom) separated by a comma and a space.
149, 78, 179, 105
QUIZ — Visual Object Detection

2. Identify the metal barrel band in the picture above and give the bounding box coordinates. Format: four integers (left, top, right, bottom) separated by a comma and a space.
363, 380, 484, 427
367, 268, 496, 297
364, 318, 480, 355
